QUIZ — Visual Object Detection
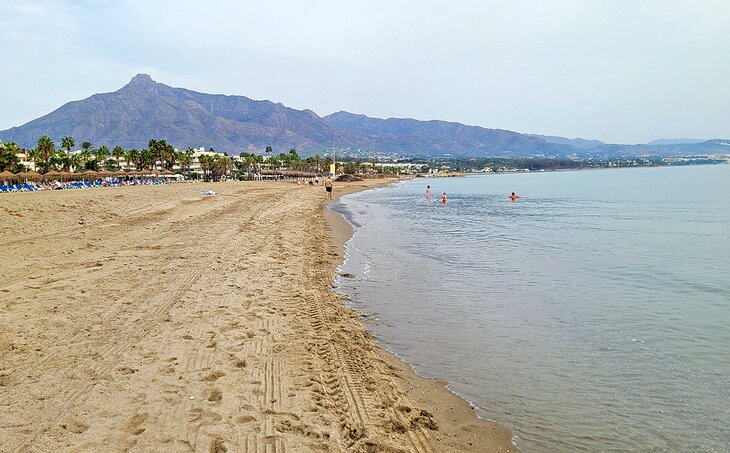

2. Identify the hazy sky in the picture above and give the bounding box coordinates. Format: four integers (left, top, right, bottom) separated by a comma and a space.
1, 0, 728, 143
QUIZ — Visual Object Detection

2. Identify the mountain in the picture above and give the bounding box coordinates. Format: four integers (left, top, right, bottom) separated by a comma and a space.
571, 139, 730, 158
528, 134, 606, 150
324, 111, 573, 157
526, 134, 729, 157
0, 75, 571, 157
0, 75, 726, 158
646, 138, 706, 146
0, 74, 353, 153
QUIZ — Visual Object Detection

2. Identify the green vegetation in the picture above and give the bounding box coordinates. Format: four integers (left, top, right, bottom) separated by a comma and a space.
0, 142, 23, 172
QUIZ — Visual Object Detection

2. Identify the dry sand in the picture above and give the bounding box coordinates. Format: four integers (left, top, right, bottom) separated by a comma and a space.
0, 181, 515, 452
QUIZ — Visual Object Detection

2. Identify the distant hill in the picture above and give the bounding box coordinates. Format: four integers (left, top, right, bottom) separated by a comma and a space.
0, 75, 726, 158
526, 134, 729, 157
571, 139, 730, 158
325, 111, 573, 157
646, 138, 706, 146
528, 134, 605, 150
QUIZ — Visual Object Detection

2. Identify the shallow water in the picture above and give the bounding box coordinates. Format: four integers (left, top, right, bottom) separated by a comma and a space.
333, 166, 730, 452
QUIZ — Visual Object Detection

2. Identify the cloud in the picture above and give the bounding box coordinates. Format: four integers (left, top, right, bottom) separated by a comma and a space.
0, 0, 728, 143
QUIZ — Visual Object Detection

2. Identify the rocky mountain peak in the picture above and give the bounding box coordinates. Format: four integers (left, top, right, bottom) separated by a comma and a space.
119, 74, 157, 93
129, 73, 155, 85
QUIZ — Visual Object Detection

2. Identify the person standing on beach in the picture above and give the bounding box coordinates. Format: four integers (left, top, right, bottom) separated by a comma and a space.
325, 177, 333, 200
441, 192, 447, 205
425, 185, 431, 201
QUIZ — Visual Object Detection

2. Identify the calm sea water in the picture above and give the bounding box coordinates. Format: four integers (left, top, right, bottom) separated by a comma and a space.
332, 165, 730, 452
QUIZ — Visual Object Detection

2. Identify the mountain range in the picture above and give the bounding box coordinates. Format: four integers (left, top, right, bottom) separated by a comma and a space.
1, 74, 727, 158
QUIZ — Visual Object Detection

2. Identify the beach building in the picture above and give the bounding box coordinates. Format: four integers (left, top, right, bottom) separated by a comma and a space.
16, 149, 36, 171
375, 162, 427, 174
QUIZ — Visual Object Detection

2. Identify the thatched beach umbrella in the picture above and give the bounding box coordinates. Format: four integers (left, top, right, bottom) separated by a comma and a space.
160, 169, 173, 175
82, 170, 98, 178
59, 171, 74, 180
20, 170, 42, 180
0, 170, 18, 182
43, 169, 62, 180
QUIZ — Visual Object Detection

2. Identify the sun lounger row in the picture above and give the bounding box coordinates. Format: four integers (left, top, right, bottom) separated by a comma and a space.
0, 179, 169, 193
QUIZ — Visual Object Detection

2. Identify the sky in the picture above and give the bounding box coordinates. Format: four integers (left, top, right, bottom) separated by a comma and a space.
1, 0, 728, 144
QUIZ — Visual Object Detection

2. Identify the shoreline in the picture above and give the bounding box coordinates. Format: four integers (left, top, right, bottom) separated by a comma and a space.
324, 179, 518, 452
0, 180, 515, 452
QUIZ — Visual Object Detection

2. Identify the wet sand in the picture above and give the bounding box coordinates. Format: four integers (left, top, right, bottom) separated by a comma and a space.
0, 181, 515, 452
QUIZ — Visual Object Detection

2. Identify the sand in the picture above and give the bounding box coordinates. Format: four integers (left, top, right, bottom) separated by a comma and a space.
0, 181, 515, 452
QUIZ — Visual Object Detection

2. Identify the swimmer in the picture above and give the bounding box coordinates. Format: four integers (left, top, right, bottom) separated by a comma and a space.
425, 185, 431, 201
508, 192, 522, 201
441, 192, 447, 205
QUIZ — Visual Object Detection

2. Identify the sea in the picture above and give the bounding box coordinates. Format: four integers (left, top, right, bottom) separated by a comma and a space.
331, 165, 730, 453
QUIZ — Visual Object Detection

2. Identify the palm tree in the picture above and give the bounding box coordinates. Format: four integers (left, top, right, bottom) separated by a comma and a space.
212, 155, 234, 181
126, 149, 140, 170
68, 154, 82, 172
50, 150, 68, 171
161, 142, 176, 170
94, 145, 109, 163
185, 148, 195, 173
199, 154, 212, 181
26, 147, 39, 171
139, 148, 153, 170
112, 146, 125, 169
61, 136, 75, 153
0, 142, 21, 171
79, 149, 92, 166
36, 135, 55, 173
178, 148, 194, 175
240, 153, 257, 178
148, 139, 159, 169
148, 139, 176, 169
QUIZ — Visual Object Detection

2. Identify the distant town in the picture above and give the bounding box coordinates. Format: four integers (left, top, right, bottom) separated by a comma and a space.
360, 154, 729, 175
1, 135, 727, 182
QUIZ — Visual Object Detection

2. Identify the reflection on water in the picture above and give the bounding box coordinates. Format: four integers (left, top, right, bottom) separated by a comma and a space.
333, 166, 730, 452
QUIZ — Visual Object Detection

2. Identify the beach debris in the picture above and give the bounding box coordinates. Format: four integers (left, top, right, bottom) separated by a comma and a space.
335, 174, 362, 182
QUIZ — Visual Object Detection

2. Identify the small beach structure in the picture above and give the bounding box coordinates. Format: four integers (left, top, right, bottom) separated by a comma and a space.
42, 169, 62, 180
0, 170, 18, 182
20, 170, 42, 181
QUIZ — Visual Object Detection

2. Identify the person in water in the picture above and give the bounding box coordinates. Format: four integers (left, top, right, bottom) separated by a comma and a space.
509, 192, 522, 200
441, 192, 447, 205
425, 185, 431, 201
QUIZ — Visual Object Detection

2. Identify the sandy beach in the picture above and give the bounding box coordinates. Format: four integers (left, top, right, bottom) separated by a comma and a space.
0, 181, 514, 452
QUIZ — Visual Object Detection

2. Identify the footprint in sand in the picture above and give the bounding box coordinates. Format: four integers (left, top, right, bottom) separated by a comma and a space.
202, 370, 226, 382
207, 388, 223, 403
61, 418, 90, 434
209, 438, 228, 453
236, 414, 257, 424
120, 412, 148, 435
